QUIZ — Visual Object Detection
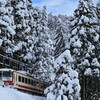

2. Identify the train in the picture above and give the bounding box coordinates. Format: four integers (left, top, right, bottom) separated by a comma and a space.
0, 68, 48, 95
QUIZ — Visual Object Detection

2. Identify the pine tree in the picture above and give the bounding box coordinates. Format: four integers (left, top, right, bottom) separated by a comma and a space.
96, 0, 100, 20
96, 0, 100, 62
0, 0, 16, 55
69, 0, 100, 73
12, 0, 32, 62
48, 13, 56, 30
32, 6, 54, 80
96, 0, 100, 32
54, 18, 65, 59
21, 0, 36, 63
45, 50, 80, 100
30, 7, 42, 73
69, 0, 100, 99
41, 6, 54, 80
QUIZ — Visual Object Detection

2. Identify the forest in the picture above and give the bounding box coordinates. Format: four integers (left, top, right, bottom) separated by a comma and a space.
0, 0, 100, 100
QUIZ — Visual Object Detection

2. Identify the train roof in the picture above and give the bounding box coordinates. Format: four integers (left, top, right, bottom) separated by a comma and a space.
17, 71, 28, 75
0, 68, 33, 78
0, 68, 33, 77
16, 70, 32, 77
0, 68, 14, 72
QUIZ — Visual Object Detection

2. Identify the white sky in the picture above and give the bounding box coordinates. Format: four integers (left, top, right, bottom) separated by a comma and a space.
32, 0, 99, 15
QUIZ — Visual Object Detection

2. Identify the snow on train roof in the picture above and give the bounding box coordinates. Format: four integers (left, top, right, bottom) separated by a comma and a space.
0, 68, 14, 72
0, 69, 31, 76
16, 70, 32, 76
17, 70, 28, 74
0, 69, 29, 74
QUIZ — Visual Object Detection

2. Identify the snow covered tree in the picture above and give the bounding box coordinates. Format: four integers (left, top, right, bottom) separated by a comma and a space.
96, 0, 100, 32
96, 0, 100, 62
69, 0, 100, 99
20, 1, 36, 63
54, 18, 65, 59
48, 14, 72, 59
29, 7, 43, 73
96, 0, 100, 20
45, 50, 80, 100
0, 0, 16, 54
39, 6, 54, 78
69, 0, 100, 74
48, 13, 56, 31
32, 6, 54, 80
11, 0, 33, 62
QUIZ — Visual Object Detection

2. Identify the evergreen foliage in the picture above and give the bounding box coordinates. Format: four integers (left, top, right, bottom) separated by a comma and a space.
0, 0, 54, 80
0, 0, 15, 54
68, 0, 100, 99
54, 18, 65, 59
45, 50, 80, 100
32, 6, 54, 80
96, 0, 100, 62
69, 0, 100, 73
12, 0, 31, 61
0, 0, 100, 100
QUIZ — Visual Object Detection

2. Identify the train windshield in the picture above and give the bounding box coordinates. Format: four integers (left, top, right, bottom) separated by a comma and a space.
3, 71, 11, 77
0, 71, 12, 80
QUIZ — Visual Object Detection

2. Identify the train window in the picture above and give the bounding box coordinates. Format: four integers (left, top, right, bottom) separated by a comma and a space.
25, 78, 27, 84
0, 72, 2, 79
0, 72, 2, 77
34, 81, 37, 86
3, 71, 11, 77
31, 80, 33, 85
39, 83, 43, 88
37, 82, 40, 87
34, 81, 39, 87
22, 77, 24, 83
28, 79, 30, 84
18, 76, 21, 82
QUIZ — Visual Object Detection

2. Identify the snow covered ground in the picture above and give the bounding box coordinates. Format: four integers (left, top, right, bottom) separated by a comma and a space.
0, 86, 46, 100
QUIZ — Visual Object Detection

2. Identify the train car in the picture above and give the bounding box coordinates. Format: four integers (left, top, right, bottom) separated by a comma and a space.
0, 68, 48, 95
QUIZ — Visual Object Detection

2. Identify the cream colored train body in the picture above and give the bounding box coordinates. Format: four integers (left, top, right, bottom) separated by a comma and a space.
0, 68, 47, 95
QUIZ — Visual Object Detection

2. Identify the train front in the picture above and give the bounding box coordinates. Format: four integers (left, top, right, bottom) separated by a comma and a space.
0, 69, 14, 87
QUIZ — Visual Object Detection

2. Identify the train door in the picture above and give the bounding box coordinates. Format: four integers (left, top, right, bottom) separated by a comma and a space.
12, 72, 18, 87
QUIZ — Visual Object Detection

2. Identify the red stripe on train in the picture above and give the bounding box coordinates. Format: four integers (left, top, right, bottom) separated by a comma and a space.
16, 84, 43, 93
3, 80, 14, 85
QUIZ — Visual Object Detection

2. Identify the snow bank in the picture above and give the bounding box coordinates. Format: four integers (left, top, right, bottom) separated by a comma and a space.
0, 86, 46, 100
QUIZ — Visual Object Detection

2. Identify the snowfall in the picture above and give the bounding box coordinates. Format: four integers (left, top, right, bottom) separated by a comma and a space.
0, 86, 46, 100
